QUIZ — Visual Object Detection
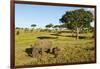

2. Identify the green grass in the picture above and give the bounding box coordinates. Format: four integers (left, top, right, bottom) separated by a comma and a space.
15, 30, 95, 66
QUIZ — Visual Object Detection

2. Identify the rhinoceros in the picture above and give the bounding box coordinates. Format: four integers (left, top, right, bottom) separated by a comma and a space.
25, 39, 60, 58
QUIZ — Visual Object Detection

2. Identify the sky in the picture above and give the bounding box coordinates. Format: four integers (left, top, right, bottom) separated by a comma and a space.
15, 4, 95, 28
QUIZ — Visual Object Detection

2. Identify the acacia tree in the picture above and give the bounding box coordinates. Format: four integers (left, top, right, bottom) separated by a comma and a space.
31, 24, 36, 32
53, 25, 59, 31
45, 23, 53, 31
45, 24, 53, 32
31, 24, 36, 29
60, 9, 93, 39
45, 24, 53, 29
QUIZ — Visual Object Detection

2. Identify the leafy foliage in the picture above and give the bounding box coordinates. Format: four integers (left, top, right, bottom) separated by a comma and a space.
45, 24, 53, 28
60, 9, 93, 29
31, 24, 36, 28
60, 9, 93, 39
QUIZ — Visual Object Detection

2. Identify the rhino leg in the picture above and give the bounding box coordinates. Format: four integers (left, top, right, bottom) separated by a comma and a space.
51, 47, 60, 58
38, 48, 42, 55
32, 47, 39, 57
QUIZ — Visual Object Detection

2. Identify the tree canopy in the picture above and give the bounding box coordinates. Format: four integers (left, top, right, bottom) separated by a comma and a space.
60, 9, 93, 39
31, 24, 36, 28
45, 24, 53, 28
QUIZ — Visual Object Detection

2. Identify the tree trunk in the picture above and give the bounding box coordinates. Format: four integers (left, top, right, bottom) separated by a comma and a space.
72, 29, 74, 37
76, 28, 79, 40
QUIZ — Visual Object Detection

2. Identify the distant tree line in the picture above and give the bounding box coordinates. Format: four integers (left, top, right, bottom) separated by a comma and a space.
15, 9, 94, 39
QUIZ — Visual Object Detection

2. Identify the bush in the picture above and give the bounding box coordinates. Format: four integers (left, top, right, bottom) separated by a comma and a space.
16, 31, 20, 35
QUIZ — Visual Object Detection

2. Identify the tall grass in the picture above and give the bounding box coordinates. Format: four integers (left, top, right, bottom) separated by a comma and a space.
15, 30, 95, 66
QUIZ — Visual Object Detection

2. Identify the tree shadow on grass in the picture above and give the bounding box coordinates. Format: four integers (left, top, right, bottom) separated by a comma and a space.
50, 33, 61, 36
50, 33, 87, 39
37, 36, 58, 39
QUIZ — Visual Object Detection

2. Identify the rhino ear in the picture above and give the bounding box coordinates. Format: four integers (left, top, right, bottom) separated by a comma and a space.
55, 46, 58, 48
30, 44, 33, 47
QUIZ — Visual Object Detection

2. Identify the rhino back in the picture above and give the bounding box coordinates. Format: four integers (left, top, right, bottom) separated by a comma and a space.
34, 39, 52, 48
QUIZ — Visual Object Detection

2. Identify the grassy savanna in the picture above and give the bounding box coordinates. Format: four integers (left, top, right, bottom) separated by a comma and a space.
15, 29, 95, 66
15, 4, 95, 66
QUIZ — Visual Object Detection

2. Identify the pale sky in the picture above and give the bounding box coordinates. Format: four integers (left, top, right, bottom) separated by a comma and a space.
15, 4, 95, 28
